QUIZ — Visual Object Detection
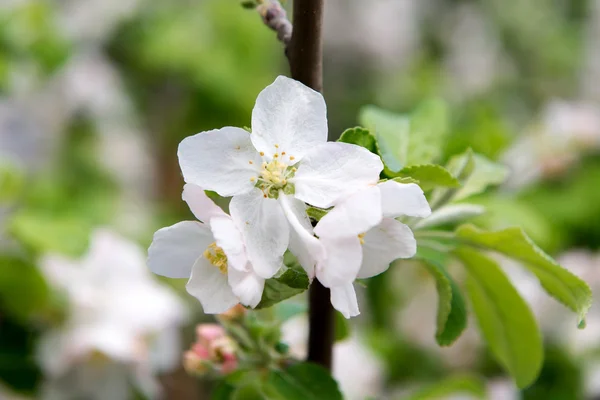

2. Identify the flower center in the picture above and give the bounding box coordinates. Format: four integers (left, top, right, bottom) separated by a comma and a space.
203, 242, 228, 274
358, 233, 366, 245
251, 147, 297, 198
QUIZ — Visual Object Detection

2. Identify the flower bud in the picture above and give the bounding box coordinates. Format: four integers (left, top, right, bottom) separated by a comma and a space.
196, 323, 225, 346
219, 304, 247, 321
182, 348, 210, 376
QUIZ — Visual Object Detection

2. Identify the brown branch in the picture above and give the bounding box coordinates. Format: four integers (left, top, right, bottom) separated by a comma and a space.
287, 0, 332, 370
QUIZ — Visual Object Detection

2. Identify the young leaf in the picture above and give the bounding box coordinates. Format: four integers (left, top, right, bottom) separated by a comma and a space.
453, 154, 509, 201
255, 253, 309, 309
455, 248, 543, 388
456, 224, 592, 324
406, 99, 449, 166
416, 248, 467, 346
338, 127, 377, 153
265, 363, 343, 400
414, 204, 486, 230
0, 256, 50, 323
358, 105, 409, 173
404, 375, 486, 400
393, 164, 460, 190
306, 206, 329, 222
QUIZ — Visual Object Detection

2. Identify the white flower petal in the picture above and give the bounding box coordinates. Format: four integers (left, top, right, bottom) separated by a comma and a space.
228, 269, 265, 308
317, 236, 363, 288
182, 183, 227, 222
378, 181, 431, 218
229, 189, 288, 279
178, 127, 262, 196
314, 186, 382, 239
330, 283, 360, 319
358, 218, 416, 279
293, 142, 383, 208
186, 258, 238, 314
148, 221, 213, 278
251, 76, 327, 161
209, 216, 248, 272
279, 194, 324, 279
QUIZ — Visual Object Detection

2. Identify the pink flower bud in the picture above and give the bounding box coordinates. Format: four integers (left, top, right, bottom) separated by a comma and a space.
196, 323, 225, 346
220, 352, 238, 374
182, 350, 209, 376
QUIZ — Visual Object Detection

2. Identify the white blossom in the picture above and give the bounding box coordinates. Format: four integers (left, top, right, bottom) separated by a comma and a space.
177, 76, 383, 281
148, 184, 266, 312
37, 229, 187, 400
314, 180, 431, 318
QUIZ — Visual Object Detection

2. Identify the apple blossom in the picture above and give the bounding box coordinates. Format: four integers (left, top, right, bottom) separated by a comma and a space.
148, 183, 266, 312
314, 180, 431, 318
183, 323, 238, 376
177, 75, 383, 278
37, 229, 187, 400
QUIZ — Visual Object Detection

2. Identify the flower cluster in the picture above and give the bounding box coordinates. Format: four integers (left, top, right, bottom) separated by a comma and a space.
183, 324, 238, 376
148, 76, 431, 318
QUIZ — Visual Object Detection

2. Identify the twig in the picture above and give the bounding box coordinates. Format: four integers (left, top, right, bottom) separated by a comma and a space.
257, 1, 293, 47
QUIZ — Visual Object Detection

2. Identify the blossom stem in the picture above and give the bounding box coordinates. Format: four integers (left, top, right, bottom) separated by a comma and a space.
285, 0, 332, 370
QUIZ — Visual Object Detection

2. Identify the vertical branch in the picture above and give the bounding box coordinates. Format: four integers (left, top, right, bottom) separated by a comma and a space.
286, 0, 333, 370
288, 0, 324, 91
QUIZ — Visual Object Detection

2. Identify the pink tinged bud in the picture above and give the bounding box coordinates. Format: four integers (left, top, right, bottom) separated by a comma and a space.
220, 352, 238, 374
219, 304, 246, 321
209, 336, 237, 361
196, 323, 226, 346
183, 350, 209, 376
191, 343, 210, 359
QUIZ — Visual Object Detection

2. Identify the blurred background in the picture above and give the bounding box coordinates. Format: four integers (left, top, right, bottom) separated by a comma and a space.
1, 0, 600, 398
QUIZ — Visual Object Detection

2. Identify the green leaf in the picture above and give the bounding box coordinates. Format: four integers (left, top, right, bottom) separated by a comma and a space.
255, 253, 309, 309
406, 99, 449, 166
338, 127, 377, 153
455, 248, 543, 388
456, 224, 592, 324
335, 312, 350, 342
445, 148, 476, 182
416, 248, 467, 346
414, 204, 486, 230
211, 381, 236, 400
232, 384, 264, 400
0, 318, 42, 394
453, 154, 509, 201
0, 162, 24, 203
394, 164, 460, 191
404, 375, 486, 400
390, 177, 420, 185
0, 256, 50, 323
306, 206, 329, 222
9, 212, 90, 257
358, 105, 409, 173
265, 363, 343, 400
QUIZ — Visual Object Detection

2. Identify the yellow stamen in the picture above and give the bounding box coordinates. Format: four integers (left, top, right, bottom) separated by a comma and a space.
260, 151, 265, 156
289, 156, 295, 161
358, 233, 366, 245
203, 242, 228, 274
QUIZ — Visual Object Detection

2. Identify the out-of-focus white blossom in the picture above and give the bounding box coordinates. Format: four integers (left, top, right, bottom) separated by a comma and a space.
503, 100, 600, 188
37, 229, 187, 400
